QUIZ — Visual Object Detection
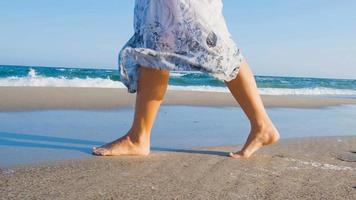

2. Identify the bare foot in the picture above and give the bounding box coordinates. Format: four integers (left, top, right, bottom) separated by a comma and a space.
92, 135, 150, 156
229, 122, 280, 158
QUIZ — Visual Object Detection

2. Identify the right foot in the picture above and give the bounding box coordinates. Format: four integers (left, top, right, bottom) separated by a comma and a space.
92, 135, 150, 156
229, 122, 280, 159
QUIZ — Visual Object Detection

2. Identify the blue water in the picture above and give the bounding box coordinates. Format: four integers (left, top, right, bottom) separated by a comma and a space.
1, 105, 356, 167
1, 65, 356, 97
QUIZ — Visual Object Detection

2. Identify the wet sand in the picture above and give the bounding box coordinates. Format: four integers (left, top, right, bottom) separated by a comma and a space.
2, 105, 356, 168
1, 86, 356, 199
1, 86, 356, 111
1, 137, 355, 200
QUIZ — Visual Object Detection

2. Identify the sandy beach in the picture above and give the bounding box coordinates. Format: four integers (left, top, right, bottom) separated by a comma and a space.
1, 0, 356, 198
1, 86, 356, 199
1, 86, 356, 111
1, 137, 355, 199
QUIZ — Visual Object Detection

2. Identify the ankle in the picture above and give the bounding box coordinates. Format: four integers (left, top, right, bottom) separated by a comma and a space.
126, 129, 150, 145
250, 119, 273, 132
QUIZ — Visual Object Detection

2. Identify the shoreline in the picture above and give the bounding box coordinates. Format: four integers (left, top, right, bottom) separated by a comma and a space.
1, 136, 355, 199
1, 135, 355, 169
1, 86, 356, 111
2, 104, 356, 168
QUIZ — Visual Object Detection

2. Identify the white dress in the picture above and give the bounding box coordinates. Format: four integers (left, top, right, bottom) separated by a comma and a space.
118, 0, 244, 93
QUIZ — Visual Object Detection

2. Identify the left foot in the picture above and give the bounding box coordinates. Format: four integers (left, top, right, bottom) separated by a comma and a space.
92, 134, 150, 156
229, 122, 280, 158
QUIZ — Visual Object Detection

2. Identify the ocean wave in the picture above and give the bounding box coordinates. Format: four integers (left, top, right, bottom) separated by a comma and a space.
0, 68, 355, 97
0, 75, 124, 88
168, 85, 229, 92
169, 71, 202, 77
258, 87, 356, 96
168, 85, 356, 97
169, 72, 186, 77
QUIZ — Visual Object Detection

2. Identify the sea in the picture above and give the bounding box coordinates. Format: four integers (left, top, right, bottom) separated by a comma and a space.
1, 65, 356, 98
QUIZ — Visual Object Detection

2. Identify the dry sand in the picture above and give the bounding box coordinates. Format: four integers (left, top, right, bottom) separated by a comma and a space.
1, 86, 356, 111
1, 137, 355, 200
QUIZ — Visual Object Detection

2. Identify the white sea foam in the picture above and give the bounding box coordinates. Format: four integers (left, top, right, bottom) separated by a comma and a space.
168, 85, 229, 92
169, 71, 201, 77
168, 85, 356, 97
28, 68, 37, 77
169, 72, 186, 77
0, 70, 355, 97
0, 68, 127, 88
258, 87, 356, 96
0, 75, 125, 88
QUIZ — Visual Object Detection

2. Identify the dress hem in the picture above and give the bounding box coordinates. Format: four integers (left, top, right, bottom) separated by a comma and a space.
118, 47, 244, 94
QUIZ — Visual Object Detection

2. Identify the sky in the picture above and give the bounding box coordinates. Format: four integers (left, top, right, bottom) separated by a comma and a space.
0, 0, 355, 79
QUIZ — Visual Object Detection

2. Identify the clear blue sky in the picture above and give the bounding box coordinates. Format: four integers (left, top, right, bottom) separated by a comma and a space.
1, 0, 355, 79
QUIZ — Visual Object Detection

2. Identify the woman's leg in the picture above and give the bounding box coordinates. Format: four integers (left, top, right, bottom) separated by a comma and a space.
224, 58, 280, 158
92, 66, 170, 156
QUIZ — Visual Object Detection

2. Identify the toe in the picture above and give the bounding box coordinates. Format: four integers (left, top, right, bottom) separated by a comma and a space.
92, 146, 99, 154
92, 148, 99, 155
92, 147, 105, 156
229, 152, 241, 158
229, 151, 249, 158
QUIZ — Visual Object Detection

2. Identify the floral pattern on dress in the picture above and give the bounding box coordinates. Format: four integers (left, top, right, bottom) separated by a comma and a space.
118, 0, 244, 93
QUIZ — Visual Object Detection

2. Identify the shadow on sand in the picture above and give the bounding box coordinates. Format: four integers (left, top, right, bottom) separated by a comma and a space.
0, 132, 228, 156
